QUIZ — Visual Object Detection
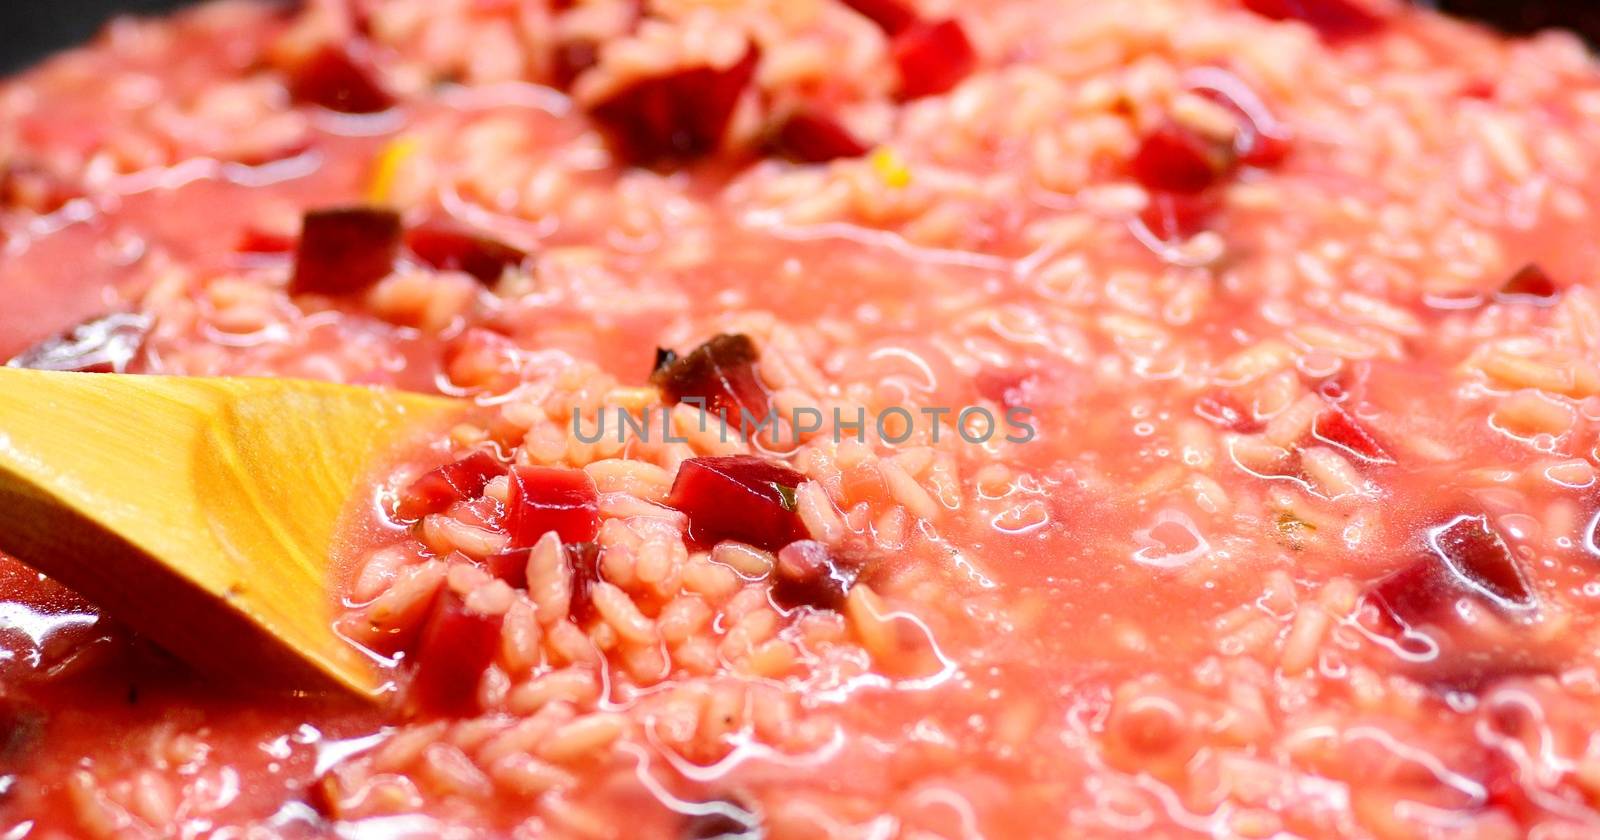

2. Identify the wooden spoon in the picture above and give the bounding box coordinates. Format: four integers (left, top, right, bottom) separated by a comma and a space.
0, 367, 467, 698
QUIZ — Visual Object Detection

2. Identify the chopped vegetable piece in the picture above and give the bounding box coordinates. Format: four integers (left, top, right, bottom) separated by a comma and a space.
1370, 514, 1535, 629
565, 541, 603, 624
1137, 191, 1218, 243
1496, 264, 1560, 306
7, 312, 152, 374
405, 221, 527, 285
650, 333, 770, 420
290, 207, 403, 296
588, 44, 760, 165
1311, 401, 1392, 464
506, 466, 600, 548
1195, 389, 1262, 433
395, 451, 505, 522
410, 589, 503, 717
1241, 0, 1386, 41
666, 456, 808, 551
770, 110, 870, 163
486, 547, 530, 589
771, 540, 858, 612
841, 0, 918, 36
1130, 123, 1234, 194
892, 19, 978, 100
1188, 69, 1293, 168
235, 228, 296, 254
288, 43, 396, 113
551, 39, 600, 90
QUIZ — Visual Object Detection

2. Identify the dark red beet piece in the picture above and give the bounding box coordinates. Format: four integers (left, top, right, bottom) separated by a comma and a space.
770, 110, 871, 163
1495, 264, 1560, 306
892, 19, 977, 101
771, 540, 858, 613
551, 39, 600, 89
290, 207, 403, 296
565, 541, 603, 624
842, 0, 917, 35
588, 44, 760, 165
650, 333, 770, 421
1188, 70, 1293, 168
7, 312, 151, 374
236, 228, 296, 254
1195, 389, 1262, 433
1241, 0, 1386, 41
1311, 401, 1392, 464
1370, 514, 1535, 630
1130, 123, 1235, 194
288, 43, 396, 114
486, 547, 530, 589
667, 456, 808, 551
1137, 191, 1219, 243
395, 451, 505, 522
410, 588, 503, 717
506, 467, 600, 548
405, 221, 528, 285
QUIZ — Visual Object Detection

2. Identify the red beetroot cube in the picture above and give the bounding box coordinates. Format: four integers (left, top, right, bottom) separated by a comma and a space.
770, 540, 858, 612
236, 228, 296, 254
405, 221, 528, 285
650, 333, 770, 421
892, 19, 978, 101
551, 39, 601, 89
506, 467, 600, 548
1137, 191, 1219, 243
1131, 123, 1235, 194
410, 588, 503, 717
1495, 264, 1560, 306
666, 456, 808, 551
770, 110, 871, 164
7, 312, 152, 374
588, 44, 760, 165
1310, 401, 1392, 464
842, 0, 918, 35
290, 207, 403, 296
1370, 514, 1535, 629
394, 451, 505, 522
288, 43, 396, 114
1241, 0, 1387, 41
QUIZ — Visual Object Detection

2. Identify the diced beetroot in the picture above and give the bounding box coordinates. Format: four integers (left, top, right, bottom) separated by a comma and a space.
1495, 264, 1560, 306
650, 333, 770, 421
770, 110, 871, 164
236, 228, 296, 254
486, 547, 530, 589
771, 540, 858, 612
410, 589, 503, 717
288, 43, 396, 114
0, 163, 81, 213
666, 456, 808, 551
588, 43, 760, 165
1137, 191, 1219, 243
1130, 123, 1235, 194
841, 0, 918, 35
1188, 69, 1293, 168
1195, 389, 1262, 433
405, 221, 527, 285
1241, 0, 1387, 41
394, 451, 505, 522
290, 207, 403, 296
892, 19, 977, 101
7, 312, 151, 374
565, 541, 603, 625
1310, 401, 1392, 464
551, 39, 600, 89
506, 467, 600, 548
1370, 514, 1535, 630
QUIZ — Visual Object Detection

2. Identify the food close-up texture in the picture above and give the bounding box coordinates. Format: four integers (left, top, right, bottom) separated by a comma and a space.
5, 0, 1600, 837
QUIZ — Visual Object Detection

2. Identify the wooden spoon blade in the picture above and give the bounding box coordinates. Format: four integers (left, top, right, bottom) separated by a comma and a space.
0, 368, 466, 697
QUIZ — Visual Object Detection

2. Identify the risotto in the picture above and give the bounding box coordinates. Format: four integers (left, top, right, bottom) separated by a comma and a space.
5, 0, 1600, 837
